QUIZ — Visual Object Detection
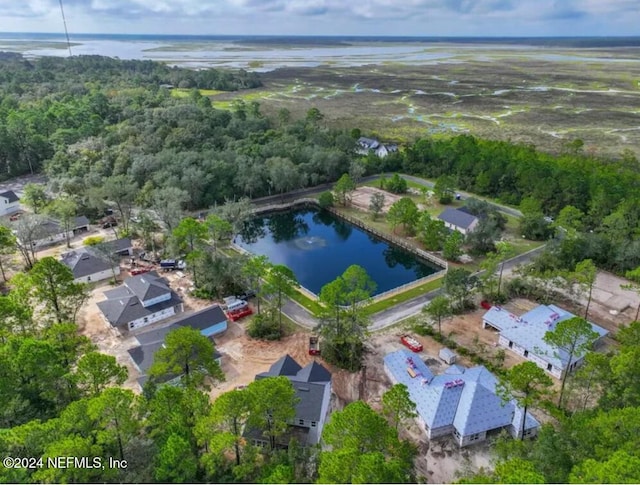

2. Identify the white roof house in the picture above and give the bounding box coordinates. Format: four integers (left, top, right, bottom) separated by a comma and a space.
383, 350, 539, 447
482, 304, 608, 379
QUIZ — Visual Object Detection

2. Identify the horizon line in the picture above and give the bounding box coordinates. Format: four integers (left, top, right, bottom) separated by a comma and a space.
2, 32, 640, 39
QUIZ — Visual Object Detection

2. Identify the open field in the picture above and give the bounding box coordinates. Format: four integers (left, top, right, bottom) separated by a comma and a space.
211, 54, 640, 156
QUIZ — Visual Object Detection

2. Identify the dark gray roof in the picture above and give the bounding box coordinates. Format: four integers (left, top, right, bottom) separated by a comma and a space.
124, 272, 172, 302
262, 354, 303, 377
437, 207, 479, 230
97, 289, 182, 327
60, 248, 111, 278
291, 381, 327, 421
129, 322, 222, 386
358, 137, 380, 149
0, 190, 19, 203
73, 216, 90, 228
295, 361, 332, 383
170, 305, 227, 332
102, 238, 133, 254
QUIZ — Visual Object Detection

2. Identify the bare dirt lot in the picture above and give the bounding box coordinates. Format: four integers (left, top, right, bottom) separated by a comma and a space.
350, 186, 403, 213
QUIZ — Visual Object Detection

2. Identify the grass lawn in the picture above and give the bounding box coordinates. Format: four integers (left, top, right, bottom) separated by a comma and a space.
363, 276, 444, 316
290, 290, 325, 317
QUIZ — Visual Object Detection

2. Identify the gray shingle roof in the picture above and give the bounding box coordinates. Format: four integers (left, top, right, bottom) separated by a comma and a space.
254, 355, 332, 425
384, 350, 539, 437
73, 216, 90, 228
124, 272, 172, 303
60, 248, 111, 278
295, 361, 332, 383
102, 238, 133, 254
97, 281, 182, 327
261, 355, 303, 377
437, 207, 479, 230
0, 190, 19, 203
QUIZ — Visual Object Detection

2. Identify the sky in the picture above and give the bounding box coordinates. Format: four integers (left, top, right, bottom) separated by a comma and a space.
0, 0, 638, 37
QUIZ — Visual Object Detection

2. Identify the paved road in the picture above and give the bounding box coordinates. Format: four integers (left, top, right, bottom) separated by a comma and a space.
281, 244, 546, 332
252, 173, 522, 219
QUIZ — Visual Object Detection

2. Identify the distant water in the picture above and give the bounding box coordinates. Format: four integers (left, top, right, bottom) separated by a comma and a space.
1, 33, 639, 71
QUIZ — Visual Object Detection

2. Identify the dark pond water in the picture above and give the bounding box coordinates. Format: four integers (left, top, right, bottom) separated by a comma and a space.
237, 207, 442, 296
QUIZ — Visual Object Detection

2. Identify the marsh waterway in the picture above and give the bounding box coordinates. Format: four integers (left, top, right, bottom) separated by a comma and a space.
236, 207, 441, 296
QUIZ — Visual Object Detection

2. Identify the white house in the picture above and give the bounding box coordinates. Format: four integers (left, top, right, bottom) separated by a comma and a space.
0, 190, 20, 216
357, 137, 399, 158
482, 304, 608, 379
60, 248, 119, 284
384, 350, 539, 447
437, 207, 480, 235
97, 271, 183, 333
244, 355, 333, 448
25, 216, 91, 248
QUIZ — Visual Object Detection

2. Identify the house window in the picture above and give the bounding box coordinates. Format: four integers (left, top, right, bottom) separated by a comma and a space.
311, 421, 316, 427
87, 276, 92, 282
547, 363, 553, 371
524, 350, 529, 357
298, 419, 304, 426
508, 341, 513, 348
129, 322, 135, 329
143, 317, 149, 323
470, 433, 480, 441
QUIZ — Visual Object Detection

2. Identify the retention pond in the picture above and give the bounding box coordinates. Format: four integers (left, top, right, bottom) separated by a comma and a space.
237, 207, 442, 296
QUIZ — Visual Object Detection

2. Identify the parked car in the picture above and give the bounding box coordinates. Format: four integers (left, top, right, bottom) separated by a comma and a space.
235, 290, 257, 300
100, 216, 117, 229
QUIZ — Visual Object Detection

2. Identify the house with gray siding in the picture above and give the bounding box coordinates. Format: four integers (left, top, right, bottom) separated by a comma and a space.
384, 350, 539, 447
482, 304, 608, 379
437, 207, 479, 235
245, 355, 332, 448
97, 271, 183, 333
60, 248, 119, 284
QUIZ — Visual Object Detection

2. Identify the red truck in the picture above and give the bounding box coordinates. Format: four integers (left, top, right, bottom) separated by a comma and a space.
401, 335, 423, 353
226, 307, 253, 321
130, 266, 152, 276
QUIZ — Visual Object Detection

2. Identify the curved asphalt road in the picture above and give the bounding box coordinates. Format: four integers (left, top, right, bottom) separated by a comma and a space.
283, 245, 545, 332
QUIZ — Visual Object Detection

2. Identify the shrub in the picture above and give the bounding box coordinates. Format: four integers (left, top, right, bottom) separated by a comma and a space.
83, 236, 105, 246
247, 313, 282, 341
318, 191, 335, 209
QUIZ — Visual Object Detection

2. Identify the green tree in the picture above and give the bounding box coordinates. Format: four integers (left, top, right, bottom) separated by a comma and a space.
333, 173, 356, 207
45, 196, 77, 248
319, 265, 375, 371
318, 191, 335, 209
381, 383, 417, 431
494, 458, 546, 483
74, 351, 128, 397
149, 326, 224, 389
172, 217, 208, 254
442, 230, 464, 261
386, 197, 419, 234
247, 376, 298, 451
0, 225, 16, 282
319, 401, 414, 484
368, 192, 385, 220
569, 449, 640, 484
572, 259, 597, 320
305, 107, 324, 125
444, 268, 477, 310
543, 317, 599, 409
241, 255, 270, 315
422, 295, 452, 336
22, 183, 49, 214
151, 186, 189, 233
200, 388, 251, 466
21, 256, 88, 324
263, 264, 298, 335
555, 205, 585, 233
101, 175, 138, 234
205, 213, 233, 254
154, 433, 198, 483
434, 175, 456, 204
497, 362, 552, 440
418, 212, 447, 251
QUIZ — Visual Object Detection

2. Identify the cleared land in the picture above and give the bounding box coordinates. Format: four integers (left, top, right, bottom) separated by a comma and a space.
211, 52, 640, 157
